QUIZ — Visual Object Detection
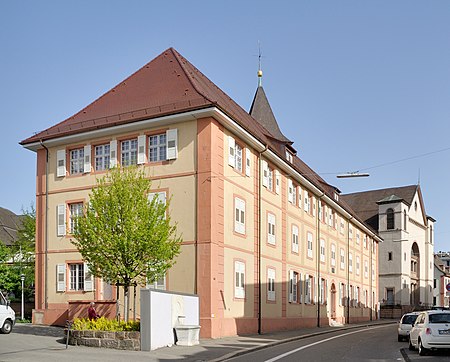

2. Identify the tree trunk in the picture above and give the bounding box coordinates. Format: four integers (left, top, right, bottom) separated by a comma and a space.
123, 285, 129, 322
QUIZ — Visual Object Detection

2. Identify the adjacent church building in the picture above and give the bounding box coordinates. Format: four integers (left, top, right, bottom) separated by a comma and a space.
21, 47, 383, 338
342, 185, 435, 310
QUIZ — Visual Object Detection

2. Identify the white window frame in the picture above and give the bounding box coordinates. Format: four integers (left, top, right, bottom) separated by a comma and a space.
234, 261, 245, 299
307, 232, 313, 258
69, 202, 83, 234
331, 244, 336, 267
305, 275, 313, 304
340, 248, 345, 270
267, 213, 276, 245
289, 270, 299, 303
69, 263, 84, 291
267, 268, 275, 301
292, 225, 299, 253
356, 255, 360, 276
364, 260, 369, 278
95, 144, 110, 171
234, 197, 245, 235
148, 133, 167, 162
70, 147, 84, 175
320, 239, 325, 262
267, 167, 274, 192
121, 138, 138, 166
349, 253, 353, 273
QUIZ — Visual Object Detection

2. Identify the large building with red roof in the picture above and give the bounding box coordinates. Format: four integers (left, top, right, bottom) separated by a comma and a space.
21, 48, 382, 337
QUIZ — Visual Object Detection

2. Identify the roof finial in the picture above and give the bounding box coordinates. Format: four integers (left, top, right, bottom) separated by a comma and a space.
257, 41, 263, 87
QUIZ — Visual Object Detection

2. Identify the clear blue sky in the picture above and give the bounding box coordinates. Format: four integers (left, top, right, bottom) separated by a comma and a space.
2, 1, 449, 251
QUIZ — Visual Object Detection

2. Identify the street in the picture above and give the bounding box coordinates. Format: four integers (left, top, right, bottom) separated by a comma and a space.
228, 324, 450, 362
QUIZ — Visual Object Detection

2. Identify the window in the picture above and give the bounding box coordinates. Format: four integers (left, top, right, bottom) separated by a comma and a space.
234, 197, 245, 234
356, 256, 360, 276
304, 191, 310, 213
363, 235, 367, 249
70, 148, 84, 174
320, 278, 326, 304
292, 225, 299, 253
148, 274, 166, 290
228, 136, 248, 174
235, 143, 243, 172
372, 263, 375, 281
404, 210, 407, 231
331, 244, 336, 267
320, 239, 325, 262
430, 225, 433, 244
340, 218, 345, 234
289, 271, 298, 303
386, 208, 395, 230
148, 133, 167, 162
349, 253, 353, 273
355, 287, 360, 306
305, 275, 313, 304
388, 252, 392, 261
364, 260, 368, 278
121, 138, 138, 166
307, 232, 313, 258
285, 150, 293, 163
95, 144, 110, 171
340, 283, 345, 306
148, 191, 167, 219
69, 203, 83, 234
267, 268, 275, 301
292, 185, 297, 206
267, 167, 274, 191
234, 261, 245, 299
267, 213, 276, 245
69, 263, 84, 291
356, 233, 360, 245
340, 248, 345, 270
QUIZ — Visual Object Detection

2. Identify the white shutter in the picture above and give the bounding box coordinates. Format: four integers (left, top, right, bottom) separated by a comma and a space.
245, 149, 251, 177
109, 140, 117, 168
84, 263, 93, 292
57, 204, 66, 236
288, 270, 293, 302
137, 135, 146, 164
56, 149, 66, 177
262, 160, 268, 187
83, 145, 91, 173
166, 129, 178, 160
57, 264, 66, 292
288, 179, 294, 203
228, 136, 235, 166
299, 273, 303, 303
275, 170, 280, 194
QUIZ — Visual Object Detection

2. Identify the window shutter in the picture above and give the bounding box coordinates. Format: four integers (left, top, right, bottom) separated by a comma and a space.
228, 136, 235, 167
275, 170, 280, 194
83, 145, 91, 173
299, 273, 303, 303
109, 140, 117, 168
245, 149, 251, 177
56, 149, 66, 177
166, 129, 178, 160
288, 270, 294, 302
288, 179, 293, 203
137, 135, 146, 164
57, 204, 66, 236
262, 160, 268, 187
84, 263, 93, 292
57, 264, 66, 292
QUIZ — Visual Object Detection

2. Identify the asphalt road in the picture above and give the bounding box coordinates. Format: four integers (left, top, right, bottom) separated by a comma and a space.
228, 324, 450, 362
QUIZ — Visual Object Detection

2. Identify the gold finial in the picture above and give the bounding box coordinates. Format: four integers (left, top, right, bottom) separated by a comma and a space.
258, 69, 263, 78
258, 41, 263, 87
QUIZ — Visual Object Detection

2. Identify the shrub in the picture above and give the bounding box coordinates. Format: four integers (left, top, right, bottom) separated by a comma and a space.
72, 317, 140, 331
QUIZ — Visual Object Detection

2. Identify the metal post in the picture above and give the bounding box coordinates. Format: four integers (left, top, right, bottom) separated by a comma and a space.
20, 274, 25, 320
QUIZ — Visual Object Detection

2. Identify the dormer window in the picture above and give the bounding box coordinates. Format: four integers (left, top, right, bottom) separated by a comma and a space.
334, 193, 339, 201
285, 150, 293, 163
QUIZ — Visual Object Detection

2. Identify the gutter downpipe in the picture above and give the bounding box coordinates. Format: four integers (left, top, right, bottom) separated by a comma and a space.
258, 145, 269, 335
316, 193, 324, 328
347, 216, 353, 325
39, 140, 49, 310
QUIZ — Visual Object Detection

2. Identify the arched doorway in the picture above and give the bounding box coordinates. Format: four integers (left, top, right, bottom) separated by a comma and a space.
410, 242, 420, 306
330, 283, 336, 320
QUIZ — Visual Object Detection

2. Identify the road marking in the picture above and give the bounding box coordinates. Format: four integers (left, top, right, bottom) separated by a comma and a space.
264, 325, 390, 362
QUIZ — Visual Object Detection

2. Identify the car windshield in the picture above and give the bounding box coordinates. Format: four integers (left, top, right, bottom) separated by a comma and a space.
402, 315, 418, 324
429, 314, 450, 324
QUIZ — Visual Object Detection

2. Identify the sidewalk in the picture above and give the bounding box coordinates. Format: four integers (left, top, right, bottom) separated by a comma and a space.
3, 320, 396, 361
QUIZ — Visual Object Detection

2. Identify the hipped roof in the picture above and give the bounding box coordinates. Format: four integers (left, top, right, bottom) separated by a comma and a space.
0, 207, 23, 247
20, 47, 379, 239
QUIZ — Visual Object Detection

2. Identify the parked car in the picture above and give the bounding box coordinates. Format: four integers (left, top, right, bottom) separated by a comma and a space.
0, 291, 15, 334
398, 312, 420, 341
409, 310, 450, 355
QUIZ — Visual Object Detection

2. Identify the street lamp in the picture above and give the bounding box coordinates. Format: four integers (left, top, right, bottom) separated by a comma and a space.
20, 274, 25, 320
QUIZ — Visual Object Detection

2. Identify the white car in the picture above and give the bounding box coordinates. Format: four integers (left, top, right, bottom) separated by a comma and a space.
409, 310, 450, 355
398, 312, 420, 341
0, 291, 15, 334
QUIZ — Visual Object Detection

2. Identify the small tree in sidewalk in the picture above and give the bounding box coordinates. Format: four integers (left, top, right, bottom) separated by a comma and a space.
72, 166, 182, 321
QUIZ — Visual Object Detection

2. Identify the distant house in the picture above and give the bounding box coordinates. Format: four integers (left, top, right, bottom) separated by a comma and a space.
342, 185, 435, 308
434, 253, 450, 307
0, 207, 23, 247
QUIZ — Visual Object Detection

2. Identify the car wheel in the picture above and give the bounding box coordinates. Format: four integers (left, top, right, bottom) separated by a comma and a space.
409, 338, 415, 351
418, 339, 429, 356
1, 320, 13, 334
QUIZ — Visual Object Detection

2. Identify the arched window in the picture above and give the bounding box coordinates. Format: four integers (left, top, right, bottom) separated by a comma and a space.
404, 210, 407, 231
387, 208, 394, 230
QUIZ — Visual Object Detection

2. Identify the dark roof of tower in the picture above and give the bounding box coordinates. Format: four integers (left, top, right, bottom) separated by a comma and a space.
0, 207, 23, 247
249, 86, 291, 143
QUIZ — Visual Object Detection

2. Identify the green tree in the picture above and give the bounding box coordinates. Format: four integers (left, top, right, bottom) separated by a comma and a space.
72, 167, 182, 321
